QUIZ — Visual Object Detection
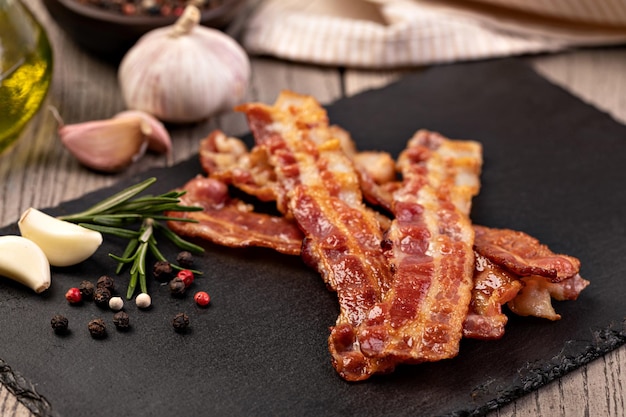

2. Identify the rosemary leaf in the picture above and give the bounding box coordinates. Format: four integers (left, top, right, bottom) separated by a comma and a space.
117, 239, 139, 274
110, 252, 139, 263
79, 223, 140, 239
148, 240, 167, 263
127, 270, 138, 299
58, 177, 157, 221
154, 222, 205, 254
149, 215, 200, 222
92, 214, 143, 226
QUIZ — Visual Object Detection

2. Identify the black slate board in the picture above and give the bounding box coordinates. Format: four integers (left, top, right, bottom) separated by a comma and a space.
1, 58, 625, 417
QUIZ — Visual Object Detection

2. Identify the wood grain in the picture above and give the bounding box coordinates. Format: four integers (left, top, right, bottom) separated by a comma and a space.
0, 0, 624, 415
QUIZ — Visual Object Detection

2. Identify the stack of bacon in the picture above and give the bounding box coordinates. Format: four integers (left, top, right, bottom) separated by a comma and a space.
167, 91, 589, 381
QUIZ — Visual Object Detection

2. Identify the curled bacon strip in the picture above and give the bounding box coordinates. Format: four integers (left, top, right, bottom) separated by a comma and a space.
473, 225, 581, 282
463, 253, 523, 340
356, 130, 482, 363
507, 273, 589, 320
199, 130, 278, 203
167, 176, 303, 256
237, 91, 394, 381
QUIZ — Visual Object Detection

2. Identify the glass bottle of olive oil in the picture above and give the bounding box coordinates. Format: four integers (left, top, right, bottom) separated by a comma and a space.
0, 0, 53, 154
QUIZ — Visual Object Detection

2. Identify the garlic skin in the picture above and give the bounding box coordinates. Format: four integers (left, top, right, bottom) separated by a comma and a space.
18, 207, 103, 267
118, 5, 251, 123
59, 110, 172, 173
0, 235, 51, 293
114, 110, 172, 154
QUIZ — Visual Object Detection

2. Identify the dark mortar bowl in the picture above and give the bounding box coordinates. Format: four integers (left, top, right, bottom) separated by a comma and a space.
42, 0, 246, 62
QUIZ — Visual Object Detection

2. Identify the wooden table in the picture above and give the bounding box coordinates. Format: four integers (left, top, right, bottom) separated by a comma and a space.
1, 0, 625, 415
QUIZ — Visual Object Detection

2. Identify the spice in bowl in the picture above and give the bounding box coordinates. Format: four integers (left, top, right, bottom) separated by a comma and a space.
72, 0, 225, 17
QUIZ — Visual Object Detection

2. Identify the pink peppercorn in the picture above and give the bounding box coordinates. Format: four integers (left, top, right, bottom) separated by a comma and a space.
177, 269, 194, 287
194, 291, 210, 307
65, 287, 82, 304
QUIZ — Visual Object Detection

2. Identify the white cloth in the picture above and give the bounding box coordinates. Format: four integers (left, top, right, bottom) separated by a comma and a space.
241, 0, 626, 68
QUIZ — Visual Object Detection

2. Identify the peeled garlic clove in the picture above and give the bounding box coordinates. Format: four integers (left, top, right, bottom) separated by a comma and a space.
18, 207, 103, 267
114, 110, 172, 154
118, 5, 251, 123
59, 116, 150, 173
0, 235, 51, 293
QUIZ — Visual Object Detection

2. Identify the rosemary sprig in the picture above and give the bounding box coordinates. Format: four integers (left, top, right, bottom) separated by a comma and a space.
59, 177, 205, 299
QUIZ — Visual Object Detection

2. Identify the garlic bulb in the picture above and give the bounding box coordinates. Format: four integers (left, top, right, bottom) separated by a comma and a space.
118, 5, 251, 123
58, 110, 172, 173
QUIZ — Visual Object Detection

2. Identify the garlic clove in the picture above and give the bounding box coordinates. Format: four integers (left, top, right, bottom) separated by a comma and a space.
114, 110, 172, 155
0, 235, 51, 293
59, 116, 149, 173
18, 207, 103, 267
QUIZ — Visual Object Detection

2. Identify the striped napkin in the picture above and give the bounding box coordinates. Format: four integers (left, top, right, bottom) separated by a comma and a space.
241, 0, 626, 68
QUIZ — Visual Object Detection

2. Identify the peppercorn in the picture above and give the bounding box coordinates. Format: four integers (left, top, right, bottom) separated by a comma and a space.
135, 292, 152, 309
176, 251, 194, 268
169, 277, 186, 297
88, 318, 107, 339
94, 287, 112, 307
65, 287, 82, 305
177, 269, 194, 287
109, 296, 124, 311
172, 312, 189, 333
50, 314, 69, 334
79, 280, 95, 300
194, 291, 210, 307
96, 275, 115, 291
112, 311, 130, 330
153, 260, 173, 281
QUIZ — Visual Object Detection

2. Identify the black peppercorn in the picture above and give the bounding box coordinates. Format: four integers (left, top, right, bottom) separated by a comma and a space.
88, 318, 107, 338
153, 260, 173, 281
168, 277, 186, 297
94, 287, 112, 307
79, 280, 95, 300
96, 275, 115, 291
172, 312, 189, 333
50, 314, 69, 334
176, 251, 194, 268
112, 311, 130, 330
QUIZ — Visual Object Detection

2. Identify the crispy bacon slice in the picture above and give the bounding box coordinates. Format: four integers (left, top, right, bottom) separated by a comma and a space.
236, 91, 366, 217
473, 225, 581, 282
166, 176, 303, 255
353, 150, 400, 214
463, 253, 523, 339
199, 130, 278, 203
507, 273, 590, 320
237, 91, 394, 381
356, 130, 482, 363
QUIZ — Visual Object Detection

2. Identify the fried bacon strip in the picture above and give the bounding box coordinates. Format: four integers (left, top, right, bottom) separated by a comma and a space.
167, 176, 303, 256
237, 91, 394, 381
507, 273, 589, 320
463, 253, 523, 339
199, 130, 278, 203
473, 225, 581, 282
355, 130, 482, 364
352, 147, 587, 336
